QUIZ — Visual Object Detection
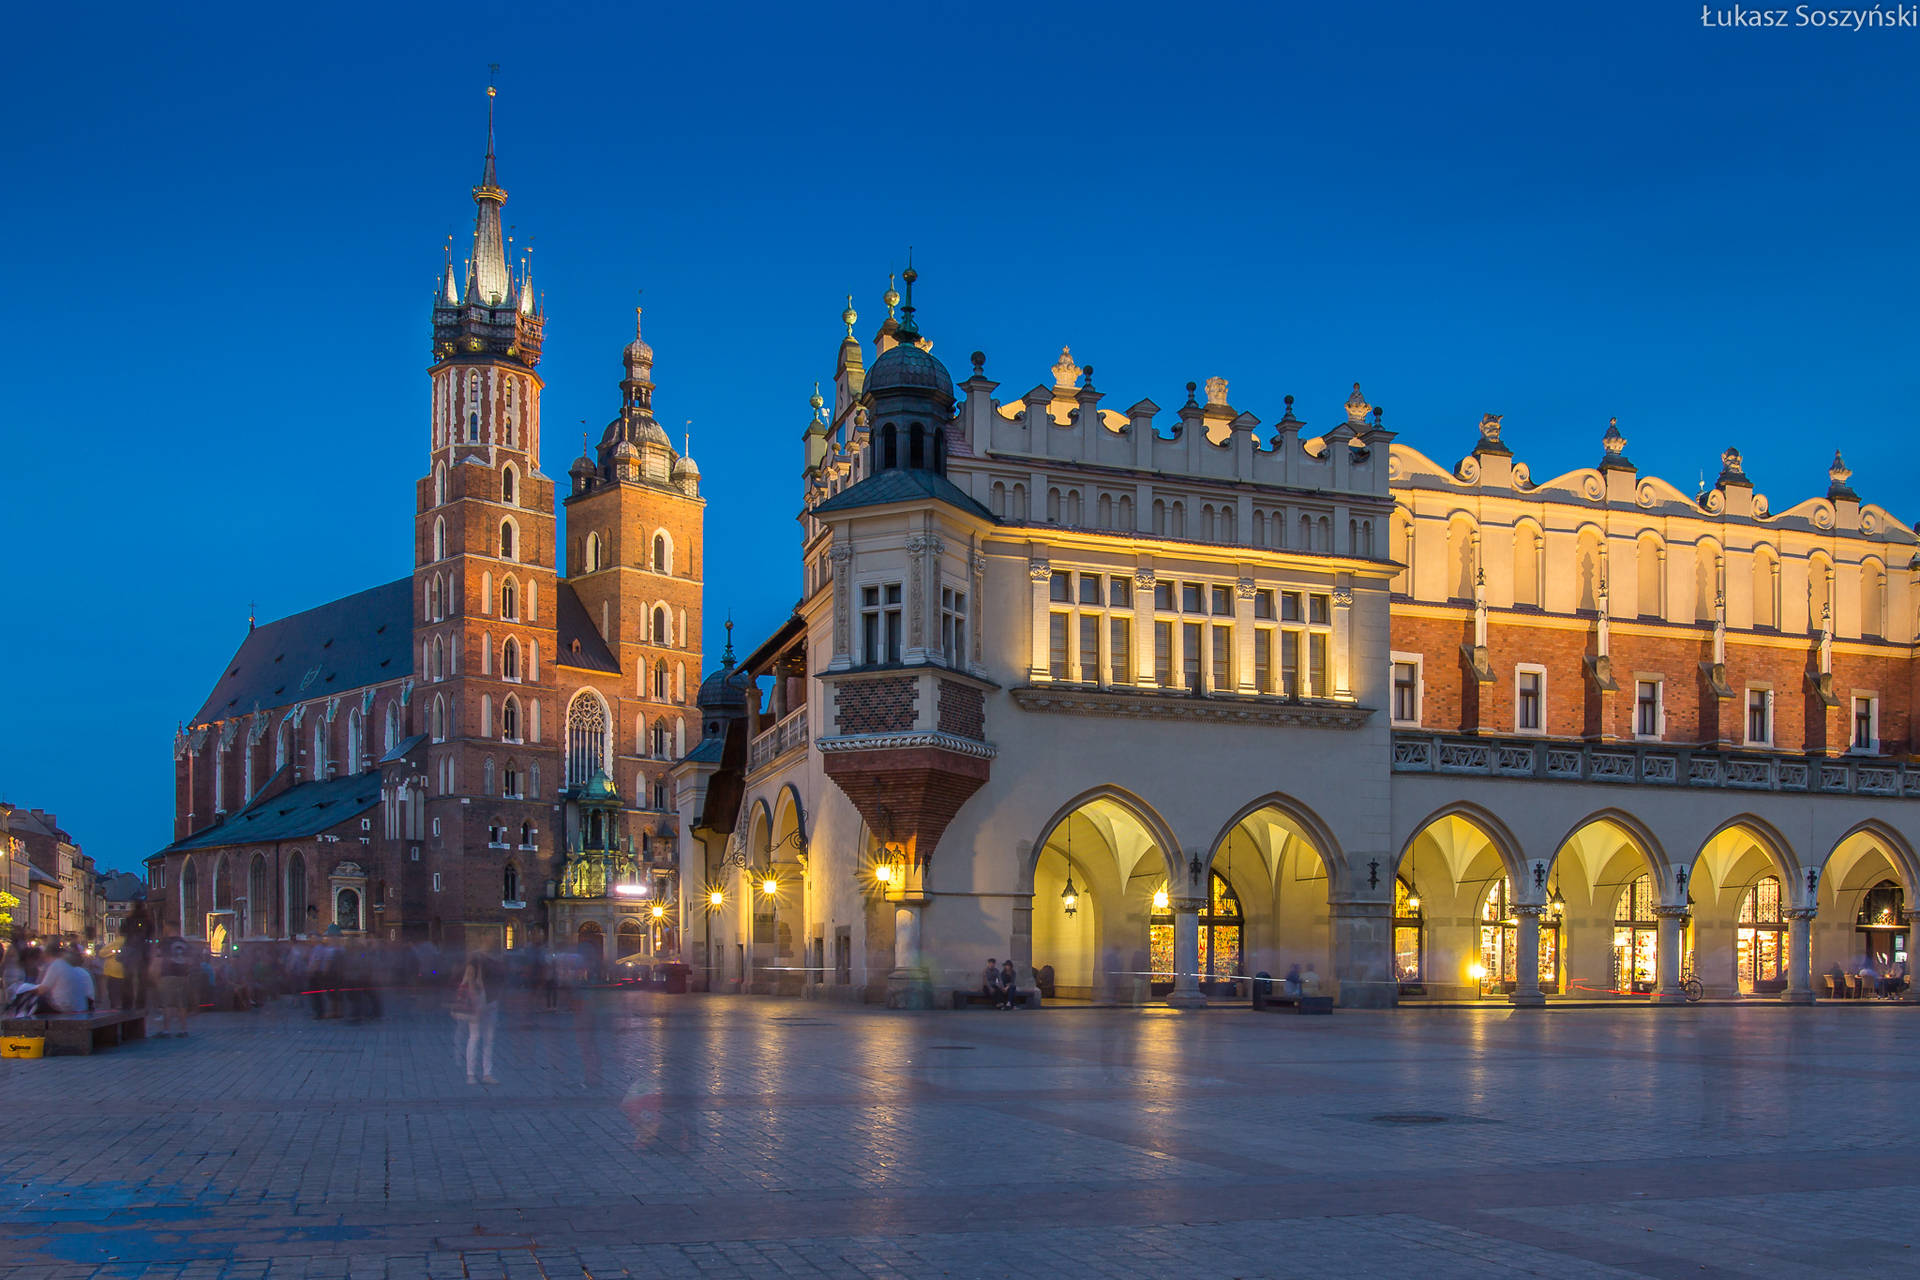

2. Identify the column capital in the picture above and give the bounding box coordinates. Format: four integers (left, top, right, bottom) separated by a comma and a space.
1785, 906, 1819, 921
1513, 903, 1548, 919
1652, 904, 1691, 920
1170, 896, 1207, 913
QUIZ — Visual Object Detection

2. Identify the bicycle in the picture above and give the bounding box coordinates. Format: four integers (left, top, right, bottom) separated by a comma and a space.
1679, 970, 1704, 1003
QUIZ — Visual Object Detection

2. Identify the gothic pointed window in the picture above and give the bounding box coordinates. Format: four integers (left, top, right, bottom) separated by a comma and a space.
433, 517, 447, 561
502, 695, 521, 742
566, 691, 610, 788
503, 637, 521, 682
501, 466, 516, 506
504, 863, 520, 904
500, 520, 515, 561
285, 853, 307, 936
653, 533, 669, 574
653, 607, 669, 645
653, 659, 670, 699
501, 577, 518, 620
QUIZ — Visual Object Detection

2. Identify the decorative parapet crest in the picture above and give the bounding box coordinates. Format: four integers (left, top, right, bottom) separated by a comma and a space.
1393, 732, 1920, 798
1013, 685, 1371, 729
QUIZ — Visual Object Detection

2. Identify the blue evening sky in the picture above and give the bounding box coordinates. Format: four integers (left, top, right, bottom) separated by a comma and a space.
6, 2, 1915, 873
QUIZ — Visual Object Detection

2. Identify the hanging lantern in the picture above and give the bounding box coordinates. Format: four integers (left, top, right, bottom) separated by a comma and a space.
1060, 868, 1079, 917
1153, 886, 1170, 912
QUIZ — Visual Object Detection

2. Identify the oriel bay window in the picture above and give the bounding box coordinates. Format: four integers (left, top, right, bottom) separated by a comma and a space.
1479, 876, 1558, 995
860, 583, 903, 665
1736, 875, 1785, 994
940, 586, 967, 662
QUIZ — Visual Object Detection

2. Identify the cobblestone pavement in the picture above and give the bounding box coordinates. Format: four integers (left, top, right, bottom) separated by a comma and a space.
3, 995, 1919, 1278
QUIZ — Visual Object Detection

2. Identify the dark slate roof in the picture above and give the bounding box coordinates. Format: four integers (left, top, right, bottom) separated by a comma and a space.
379, 733, 427, 765
161, 773, 382, 854
555, 580, 621, 673
101, 872, 147, 903
809, 468, 994, 520
739, 613, 805, 676
192, 578, 412, 725
681, 737, 726, 764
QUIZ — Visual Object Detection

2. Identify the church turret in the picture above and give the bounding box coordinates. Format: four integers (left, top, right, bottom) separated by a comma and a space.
430, 83, 544, 372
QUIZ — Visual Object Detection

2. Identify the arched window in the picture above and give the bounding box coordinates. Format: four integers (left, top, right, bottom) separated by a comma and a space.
385, 702, 400, 752
882, 423, 898, 469
909, 423, 926, 469
276, 722, 291, 771
527, 580, 538, 620
335, 887, 362, 932
1612, 874, 1660, 994
312, 722, 327, 778
1011, 483, 1027, 520
500, 577, 518, 619
529, 762, 541, 797
653, 607, 670, 646
285, 852, 307, 936
180, 858, 199, 936
501, 465, 517, 506
504, 863, 521, 904
1480, 876, 1560, 995
1152, 498, 1166, 535
483, 757, 496, 796
586, 531, 603, 572
654, 533, 670, 574
212, 854, 232, 910
1148, 872, 1241, 988
431, 636, 445, 680
1809, 555, 1833, 633
653, 659, 670, 699
433, 517, 447, 561
346, 709, 362, 774
566, 691, 610, 788
248, 853, 269, 938
651, 719, 671, 757
503, 759, 520, 798
434, 463, 446, 507
1737, 876, 1785, 994
502, 695, 521, 742
500, 520, 516, 560
503, 637, 521, 681
431, 694, 447, 742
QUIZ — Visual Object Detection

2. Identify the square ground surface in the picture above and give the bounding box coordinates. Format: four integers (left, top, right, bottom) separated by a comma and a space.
2, 994, 1915, 1279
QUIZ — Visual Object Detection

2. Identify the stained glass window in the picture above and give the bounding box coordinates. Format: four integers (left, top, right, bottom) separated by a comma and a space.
1737, 875, 1784, 994
1612, 873, 1658, 992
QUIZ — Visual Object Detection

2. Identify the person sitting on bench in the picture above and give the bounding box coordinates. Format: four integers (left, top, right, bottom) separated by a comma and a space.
30, 945, 96, 1014
981, 957, 1000, 1004
997, 959, 1019, 1009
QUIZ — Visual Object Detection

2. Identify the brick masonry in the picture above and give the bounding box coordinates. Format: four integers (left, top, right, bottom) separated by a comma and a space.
834, 678, 917, 735
936, 680, 986, 739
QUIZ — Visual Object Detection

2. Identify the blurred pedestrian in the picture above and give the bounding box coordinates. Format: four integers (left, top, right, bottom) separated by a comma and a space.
31, 944, 95, 1013
453, 953, 500, 1085
121, 903, 153, 1012
154, 936, 192, 1037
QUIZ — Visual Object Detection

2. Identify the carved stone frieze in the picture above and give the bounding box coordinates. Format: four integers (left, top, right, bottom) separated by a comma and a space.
1011, 686, 1372, 729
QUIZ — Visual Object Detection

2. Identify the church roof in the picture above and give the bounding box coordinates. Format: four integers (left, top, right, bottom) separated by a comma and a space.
810, 468, 994, 520
555, 581, 621, 672
160, 772, 383, 854
191, 578, 413, 726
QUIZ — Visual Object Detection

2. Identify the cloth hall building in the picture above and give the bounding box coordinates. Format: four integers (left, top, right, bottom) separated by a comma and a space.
149, 109, 703, 961
677, 272, 1920, 1008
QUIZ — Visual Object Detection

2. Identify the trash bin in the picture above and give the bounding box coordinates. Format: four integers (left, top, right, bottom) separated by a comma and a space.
659, 961, 691, 994
1251, 971, 1273, 1010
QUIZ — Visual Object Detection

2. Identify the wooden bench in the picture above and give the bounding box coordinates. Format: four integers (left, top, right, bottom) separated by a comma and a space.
950, 988, 1041, 1010
1, 1009, 148, 1055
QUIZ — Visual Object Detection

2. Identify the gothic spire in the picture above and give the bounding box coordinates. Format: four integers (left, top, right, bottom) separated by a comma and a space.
465, 82, 511, 307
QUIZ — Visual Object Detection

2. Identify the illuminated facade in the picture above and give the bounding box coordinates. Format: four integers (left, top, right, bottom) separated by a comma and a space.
150, 94, 702, 960
679, 271, 1920, 1007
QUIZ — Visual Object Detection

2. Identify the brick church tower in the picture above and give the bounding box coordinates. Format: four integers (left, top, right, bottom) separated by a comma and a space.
413, 87, 562, 947
563, 309, 706, 824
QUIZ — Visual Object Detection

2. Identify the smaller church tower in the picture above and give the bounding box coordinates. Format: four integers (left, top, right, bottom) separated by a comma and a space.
563, 309, 706, 832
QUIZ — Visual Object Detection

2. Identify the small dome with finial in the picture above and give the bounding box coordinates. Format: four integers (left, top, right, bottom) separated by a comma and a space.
624, 306, 653, 369
696, 619, 751, 713
865, 255, 953, 402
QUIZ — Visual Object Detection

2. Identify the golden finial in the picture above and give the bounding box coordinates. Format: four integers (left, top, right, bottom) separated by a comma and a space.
843, 294, 857, 338
884, 273, 899, 319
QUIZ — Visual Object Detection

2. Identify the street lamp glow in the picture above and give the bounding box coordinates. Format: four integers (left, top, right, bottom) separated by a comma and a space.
873, 862, 894, 885
761, 877, 779, 897
649, 903, 665, 920
707, 889, 725, 908
1152, 887, 1170, 911
1468, 962, 1488, 982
